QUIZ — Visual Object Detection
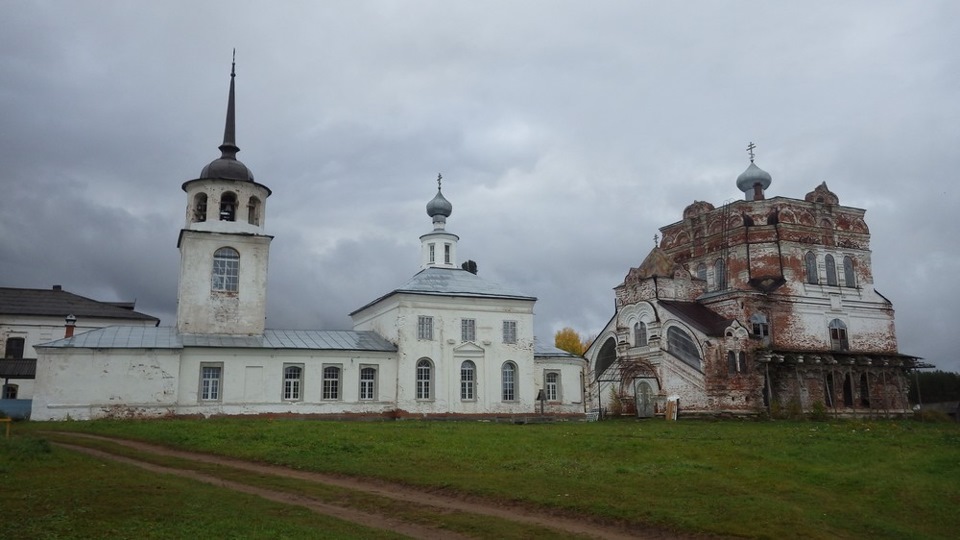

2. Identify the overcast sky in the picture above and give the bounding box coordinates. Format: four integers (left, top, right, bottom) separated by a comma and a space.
1, 2, 957, 372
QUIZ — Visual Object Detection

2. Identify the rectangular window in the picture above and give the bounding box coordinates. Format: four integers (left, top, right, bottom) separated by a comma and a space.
4, 337, 25, 359
502, 320, 517, 344
428, 243, 435, 264
2, 384, 18, 400
545, 371, 560, 401
418, 316, 434, 340
359, 366, 377, 401
322, 365, 341, 400
199, 363, 223, 401
444, 243, 451, 264
461, 318, 476, 342
283, 364, 303, 401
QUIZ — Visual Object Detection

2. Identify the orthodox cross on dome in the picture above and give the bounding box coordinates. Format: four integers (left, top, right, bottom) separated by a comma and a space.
437, 173, 443, 190
746, 141, 756, 163
231, 48, 236, 78
653, 234, 659, 247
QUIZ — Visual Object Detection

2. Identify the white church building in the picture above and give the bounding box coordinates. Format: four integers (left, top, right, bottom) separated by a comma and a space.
31, 62, 585, 421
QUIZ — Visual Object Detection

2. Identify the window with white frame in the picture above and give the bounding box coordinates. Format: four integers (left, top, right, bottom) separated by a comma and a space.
444, 243, 451, 264
634, 322, 647, 347
829, 319, 849, 351
545, 371, 560, 401
460, 360, 476, 400
359, 366, 377, 401
416, 358, 433, 400
417, 316, 434, 340
283, 364, 303, 401
428, 243, 435, 264
212, 247, 240, 292
666, 326, 702, 371
461, 318, 476, 342
502, 320, 517, 344
199, 363, 223, 401
322, 365, 341, 400
502, 362, 517, 401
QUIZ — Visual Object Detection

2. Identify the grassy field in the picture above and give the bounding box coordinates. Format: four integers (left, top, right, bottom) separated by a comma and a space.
5, 417, 960, 538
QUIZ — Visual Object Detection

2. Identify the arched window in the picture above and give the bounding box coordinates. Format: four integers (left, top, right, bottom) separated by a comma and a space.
738, 352, 747, 374
545, 371, 559, 401
804, 252, 819, 284
766, 211, 778, 225
843, 256, 856, 288
247, 196, 261, 226
460, 361, 476, 401
219, 192, 237, 221
727, 351, 738, 375
502, 362, 517, 401
634, 322, 647, 347
666, 327, 702, 371
211, 247, 240, 292
416, 358, 433, 400
322, 365, 341, 400
696, 263, 707, 282
283, 365, 302, 401
193, 193, 208, 222
359, 367, 377, 401
714, 259, 726, 291
595, 338, 617, 379
828, 319, 849, 351
825, 254, 838, 286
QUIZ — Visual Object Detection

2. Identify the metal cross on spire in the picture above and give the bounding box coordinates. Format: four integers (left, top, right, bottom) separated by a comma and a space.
231, 48, 236, 78
437, 173, 443, 190
654, 234, 659, 247
747, 141, 756, 162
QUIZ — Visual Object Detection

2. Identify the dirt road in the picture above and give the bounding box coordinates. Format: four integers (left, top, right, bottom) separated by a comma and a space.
51, 432, 680, 539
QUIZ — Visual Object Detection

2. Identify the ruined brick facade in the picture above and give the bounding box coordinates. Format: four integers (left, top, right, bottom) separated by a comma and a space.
585, 161, 919, 417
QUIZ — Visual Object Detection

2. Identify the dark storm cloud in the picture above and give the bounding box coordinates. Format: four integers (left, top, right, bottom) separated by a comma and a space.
2, 2, 957, 371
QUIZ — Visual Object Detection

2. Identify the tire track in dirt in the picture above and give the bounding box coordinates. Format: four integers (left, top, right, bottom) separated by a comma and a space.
55, 442, 461, 539
52, 432, 668, 539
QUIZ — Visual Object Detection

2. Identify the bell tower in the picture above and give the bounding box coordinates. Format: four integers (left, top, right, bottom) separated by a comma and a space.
176, 55, 273, 335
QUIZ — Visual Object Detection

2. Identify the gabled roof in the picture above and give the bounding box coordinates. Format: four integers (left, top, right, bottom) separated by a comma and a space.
659, 300, 732, 337
36, 326, 397, 352
0, 359, 36, 379
0, 287, 159, 323
351, 267, 535, 315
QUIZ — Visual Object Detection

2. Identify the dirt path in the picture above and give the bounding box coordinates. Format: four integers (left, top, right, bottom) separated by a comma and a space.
51, 432, 673, 539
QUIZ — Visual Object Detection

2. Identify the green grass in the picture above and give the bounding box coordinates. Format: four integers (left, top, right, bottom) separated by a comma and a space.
15, 418, 960, 538
0, 435, 405, 539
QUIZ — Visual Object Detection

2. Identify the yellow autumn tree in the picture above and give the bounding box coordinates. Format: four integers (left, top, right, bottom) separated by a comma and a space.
554, 327, 586, 356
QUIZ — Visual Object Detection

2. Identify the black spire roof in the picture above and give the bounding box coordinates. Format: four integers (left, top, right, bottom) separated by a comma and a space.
199, 51, 255, 182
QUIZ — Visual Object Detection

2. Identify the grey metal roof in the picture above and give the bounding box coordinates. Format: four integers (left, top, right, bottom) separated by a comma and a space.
533, 341, 582, 358
0, 287, 159, 323
36, 326, 397, 352
659, 300, 733, 337
351, 267, 535, 315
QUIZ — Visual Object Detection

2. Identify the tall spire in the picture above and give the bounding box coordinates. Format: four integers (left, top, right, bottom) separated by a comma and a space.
219, 49, 239, 160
